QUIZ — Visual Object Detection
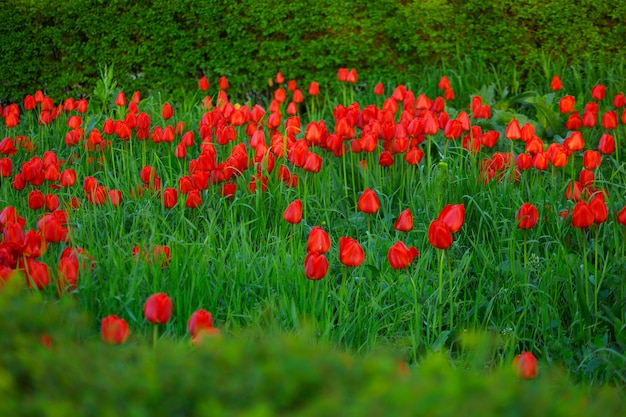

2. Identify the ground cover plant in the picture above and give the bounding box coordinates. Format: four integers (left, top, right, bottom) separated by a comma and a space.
1, 64, 626, 407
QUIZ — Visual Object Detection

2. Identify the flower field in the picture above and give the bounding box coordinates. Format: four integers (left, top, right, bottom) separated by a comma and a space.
1, 64, 626, 391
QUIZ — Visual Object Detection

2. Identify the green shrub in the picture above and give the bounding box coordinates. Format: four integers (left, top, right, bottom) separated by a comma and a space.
1, 0, 625, 103
0, 286, 624, 416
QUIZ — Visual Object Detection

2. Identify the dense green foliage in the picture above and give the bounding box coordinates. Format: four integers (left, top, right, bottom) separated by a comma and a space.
1, 287, 624, 417
2, 0, 626, 103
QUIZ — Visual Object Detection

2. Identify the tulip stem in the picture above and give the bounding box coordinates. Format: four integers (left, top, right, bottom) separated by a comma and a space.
593, 225, 600, 319
523, 229, 528, 274
426, 135, 432, 179
437, 249, 445, 333
153, 324, 158, 347
447, 250, 454, 331
408, 274, 421, 360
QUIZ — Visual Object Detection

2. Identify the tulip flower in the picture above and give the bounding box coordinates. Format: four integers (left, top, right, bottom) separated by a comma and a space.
394, 209, 413, 232
572, 201, 594, 229
591, 84, 606, 100
187, 309, 214, 337
163, 187, 178, 209
144, 293, 173, 325
101, 315, 130, 345
339, 237, 365, 267
438, 204, 465, 233
428, 220, 453, 250
513, 351, 538, 379
550, 75, 562, 91
357, 188, 380, 214
589, 194, 607, 224
307, 226, 330, 254
559, 95, 575, 114
308, 81, 319, 96
304, 252, 329, 280
283, 200, 303, 224
198, 76, 209, 91
598, 133, 615, 155
115, 91, 126, 107
505, 119, 522, 140
601, 111, 618, 130
387, 241, 419, 270
516, 203, 538, 230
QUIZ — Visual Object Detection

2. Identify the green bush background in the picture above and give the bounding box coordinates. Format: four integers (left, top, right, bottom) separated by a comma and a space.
1, 288, 624, 417
1, 0, 625, 102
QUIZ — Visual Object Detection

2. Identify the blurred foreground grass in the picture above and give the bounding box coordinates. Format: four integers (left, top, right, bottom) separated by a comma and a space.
0, 282, 623, 417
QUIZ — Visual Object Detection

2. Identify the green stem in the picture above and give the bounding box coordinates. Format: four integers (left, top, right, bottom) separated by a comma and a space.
447, 250, 454, 331
153, 324, 158, 347
437, 249, 445, 333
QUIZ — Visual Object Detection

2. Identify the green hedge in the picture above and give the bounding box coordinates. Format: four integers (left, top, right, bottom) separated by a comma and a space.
1, 0, 626, 102
1, 286, 625, 417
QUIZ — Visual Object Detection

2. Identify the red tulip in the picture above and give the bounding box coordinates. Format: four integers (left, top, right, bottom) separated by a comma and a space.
308, 81, 320, 96
373, 83, 384, 96
438, 204, 465, 233
101, 315, 130, 344
583, 150, 602, 170
505, 119, 521, 140
45, 194, 60, 211
591, 84, 606, 100
565, 111, 581, 130
598, 133, 615, 155
582, 111, 596, 128
550, 75, 562, 91
428, 220, 453, 250
394, 209, 413, 232
559, 96, 575, 113
115, 91, 126, 107
438, 76, 451, 90
589, 194, 607, 224
617, 206, 626, 226
220, 182, 236, 200
143, 293, 173, 325
565, 180, 582, 201
162, 102, 174, 120
601, 111, 618, 130
516, 203, 538, 229
307, 226, 330, 254
24, 95, 36, 110
57, 255, 79, 292
358, 188, 380, 214
198, 76, 209, 91
302, 152, 323, 173
24, 258, 50, 289
304, 252, 329, 280
513, 351, 538, 379
187, 309, 214, 337
185, 189, 202, 208
0, 158, 12, 177
387, 241, 419, 270
283, 200, 303, 224
219, 76, 229, 90
337, 68, 349, 82
163, 187, 178, 209
346, 68, 358, 83
571, 202, 594, 229
339, 237, 365, 267
28, 190, 45, 210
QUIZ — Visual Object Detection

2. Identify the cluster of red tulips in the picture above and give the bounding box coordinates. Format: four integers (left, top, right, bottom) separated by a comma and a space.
1, 66, 625, 381
101, 292, 219, 345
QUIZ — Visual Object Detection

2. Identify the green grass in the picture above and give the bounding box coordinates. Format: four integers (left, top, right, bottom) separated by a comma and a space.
1, 59, 625, 388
